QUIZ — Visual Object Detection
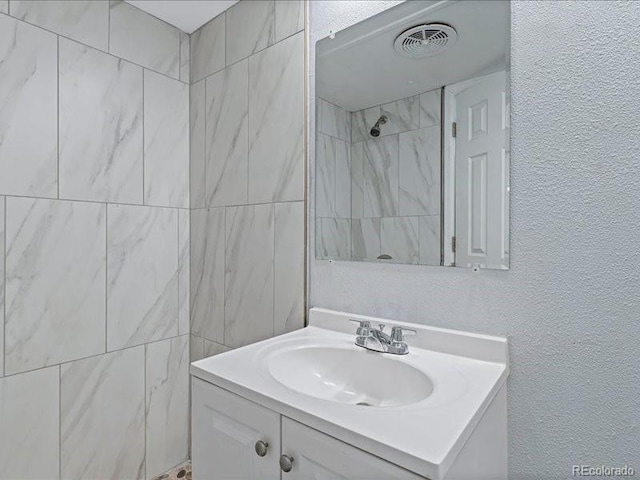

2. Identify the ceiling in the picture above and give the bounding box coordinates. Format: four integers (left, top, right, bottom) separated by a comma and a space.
316, 0, 509, 111
125, 0, 239, 34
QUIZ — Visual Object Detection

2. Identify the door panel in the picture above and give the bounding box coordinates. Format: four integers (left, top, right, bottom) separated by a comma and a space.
192, 378, 280, 480
281, 417, 424, 480
454, 70, 508, 269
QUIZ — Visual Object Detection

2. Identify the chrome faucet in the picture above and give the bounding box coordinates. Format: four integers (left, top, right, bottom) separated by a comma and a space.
349, 320, 416, 355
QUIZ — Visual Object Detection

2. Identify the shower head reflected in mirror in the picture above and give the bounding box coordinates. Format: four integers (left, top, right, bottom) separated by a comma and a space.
370, 115, 388, 137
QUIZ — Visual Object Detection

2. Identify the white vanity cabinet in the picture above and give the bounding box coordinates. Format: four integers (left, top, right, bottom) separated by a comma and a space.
192, 378, 280, 480
192, 378, 424, 479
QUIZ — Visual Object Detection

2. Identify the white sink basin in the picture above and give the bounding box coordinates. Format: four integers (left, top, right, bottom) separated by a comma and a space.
266, 345, 433, 407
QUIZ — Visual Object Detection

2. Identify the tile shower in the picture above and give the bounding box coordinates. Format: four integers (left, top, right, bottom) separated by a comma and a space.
316, 89, 442, 264
0, 1, 305, 479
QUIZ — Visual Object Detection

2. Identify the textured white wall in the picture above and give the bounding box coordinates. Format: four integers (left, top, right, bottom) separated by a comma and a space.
309, 1, 640, 477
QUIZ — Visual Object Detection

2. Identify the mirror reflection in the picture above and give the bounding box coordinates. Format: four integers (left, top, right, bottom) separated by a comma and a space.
315, 0, 510, 269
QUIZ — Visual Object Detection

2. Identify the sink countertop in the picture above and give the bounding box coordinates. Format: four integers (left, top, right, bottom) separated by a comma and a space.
190, 308, 508, 480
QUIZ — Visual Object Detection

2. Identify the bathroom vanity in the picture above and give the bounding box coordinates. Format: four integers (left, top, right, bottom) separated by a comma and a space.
191, 309, 509, 479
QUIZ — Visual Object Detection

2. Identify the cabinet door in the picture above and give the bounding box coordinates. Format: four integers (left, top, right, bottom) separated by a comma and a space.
192, 378, 280, 480
281, 417, 425, 480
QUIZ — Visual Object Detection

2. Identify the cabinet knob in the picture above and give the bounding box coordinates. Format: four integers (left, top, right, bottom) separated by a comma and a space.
279, 454, 294, 473
254, 440, 269, 457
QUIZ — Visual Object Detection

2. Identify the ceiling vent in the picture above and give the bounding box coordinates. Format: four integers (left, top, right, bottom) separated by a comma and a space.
393, 23, 458, 58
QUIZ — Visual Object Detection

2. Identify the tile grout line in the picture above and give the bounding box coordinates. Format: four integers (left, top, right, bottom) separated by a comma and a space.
57, 35, 60, 200
105, 204, 108, 354
3, 196, 6, 378
142, 68, 146, 206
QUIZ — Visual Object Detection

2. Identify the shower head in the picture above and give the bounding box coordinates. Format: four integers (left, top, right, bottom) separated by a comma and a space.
370, 115, 388, 137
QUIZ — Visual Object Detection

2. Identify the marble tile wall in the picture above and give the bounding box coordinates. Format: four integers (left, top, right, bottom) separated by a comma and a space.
316, 89, 442, 265
189, 0, 305, 354
0, 2, 190, 478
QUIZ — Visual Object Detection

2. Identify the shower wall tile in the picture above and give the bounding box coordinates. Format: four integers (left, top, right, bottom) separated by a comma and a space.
146, 335, 189, 479
190, 80, 206, 209
381, 95, 420, 135
10, 0, 109, 51
363, 135, 399, 218
225, 204, 274, 348
190, 208, 225, 343
4, 198, 106, 375
248, 32, 304, 203
144, 71, 189, 208
0, 197, 3, 377
206, 60, 249, 207
0, 15, 57, 198
109, 0, 180, 79
0, 367, 59, 480
399, 125, 441, 216
107, 204, 179, 351
351, 142, 364, 219
204, 339, 232, 357
0, 1, 7, 14
420, 89, 441, 127
318, 98, 350, 142
180, 31, 190, 83
316, 133, 336, 218
381, 216, 419, 264
274, 202, 304, 336
178, 209, 190, 335
226, 0, 275, 65
59, 38, 143, 204
352, 218, 381, 261
419, 215, 441, 266
316, 217, 350, 260
61, 347, 145, 480
189, 335, 204, 362
275, 0, 304, 42
352, 106, 381, 143
191, 14, 225, 83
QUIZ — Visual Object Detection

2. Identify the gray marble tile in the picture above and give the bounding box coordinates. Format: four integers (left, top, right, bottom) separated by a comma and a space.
351, 142, 364, 219
190, 208, 225, 343
0, 197, 3, 377
248, 32, 304, 203
189, 335, 204, 362
206, 60, 248, 207
399, 125, 441, 216
203, 339, 232, 358
59, 38, 143, 204
61, 347, 145, 480
226, 0, 275, 65
381, 216, 419, 264
316, 133, 336, 218
107, 204, 178, 351
109, 0, 180, 79
10, 0, 109, 51
381, 95, 420, 135
0, 1, 7, 13
144, 71, 189, 208
363, 135, 399, 218
146, 335, 189, 479
351, 106, 381, 143
420, 89, 441, 128
178, 210, 190, 336
191, 13, 225, 83
4, 198, 106, 375
316, 217, 350, 260
225, 204, 274, 348
0, 367, 59, 480
0, 15, 57, 198
274, 202, 304, 336
352, 218, 381, 261
318, 98, 350, 142
190, 80, 206, 209
336, 141, 351, 219
419, 215, 441, 266
180, 31, 190, 83
275, 0, 304, 42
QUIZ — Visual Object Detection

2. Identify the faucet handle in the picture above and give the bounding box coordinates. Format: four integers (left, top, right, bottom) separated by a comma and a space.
349, 319, 371, 336
390, 326, 416, 342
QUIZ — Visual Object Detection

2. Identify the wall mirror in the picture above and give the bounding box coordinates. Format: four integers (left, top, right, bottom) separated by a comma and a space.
315, 0, 510, 269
